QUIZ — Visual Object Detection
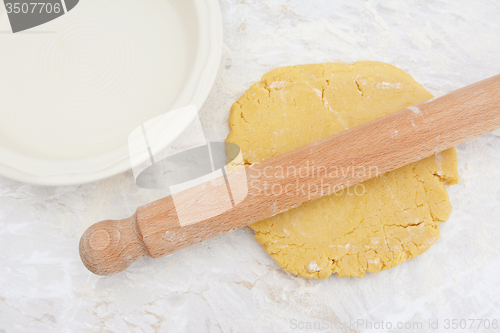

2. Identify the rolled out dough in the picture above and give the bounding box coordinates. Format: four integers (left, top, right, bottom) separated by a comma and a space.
226, 61, 459, 279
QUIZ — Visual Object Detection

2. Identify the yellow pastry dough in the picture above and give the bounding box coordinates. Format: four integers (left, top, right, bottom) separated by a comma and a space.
226, 61, 459, 279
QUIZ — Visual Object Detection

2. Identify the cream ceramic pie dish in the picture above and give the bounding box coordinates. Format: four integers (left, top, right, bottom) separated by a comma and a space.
0, 0, 222, 185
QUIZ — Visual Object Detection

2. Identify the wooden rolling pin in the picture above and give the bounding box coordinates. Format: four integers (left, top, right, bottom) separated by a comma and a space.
80, 74, 500, 276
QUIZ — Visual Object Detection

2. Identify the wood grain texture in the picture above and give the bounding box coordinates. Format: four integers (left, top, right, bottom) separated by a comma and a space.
80, 74, 500, 275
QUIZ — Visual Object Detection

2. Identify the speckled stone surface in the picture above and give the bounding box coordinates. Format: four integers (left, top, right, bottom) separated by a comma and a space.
1, 1, 500, 332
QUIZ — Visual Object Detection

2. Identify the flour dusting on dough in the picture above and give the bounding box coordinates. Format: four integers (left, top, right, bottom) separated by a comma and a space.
307, 261, 321, 272
269, 81, 286, 89
313, 88, 349, 129
376, 82, 402, 89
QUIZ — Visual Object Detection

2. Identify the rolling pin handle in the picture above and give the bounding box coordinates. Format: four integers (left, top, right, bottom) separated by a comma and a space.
79, 216, 149, 276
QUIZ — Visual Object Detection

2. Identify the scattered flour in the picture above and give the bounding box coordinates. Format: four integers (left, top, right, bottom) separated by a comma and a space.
408, 106, 421, 114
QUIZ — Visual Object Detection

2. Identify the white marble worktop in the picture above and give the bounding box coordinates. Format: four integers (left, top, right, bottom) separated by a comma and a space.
1, 1, 500, 332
